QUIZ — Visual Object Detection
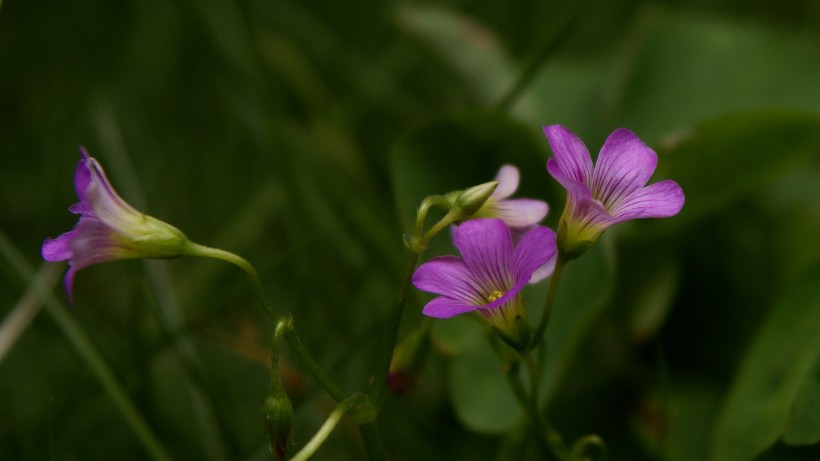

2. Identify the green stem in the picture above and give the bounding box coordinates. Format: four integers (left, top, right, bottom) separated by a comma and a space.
0, 230, 173, 461
290, 395, 366, 461
184, 242, 275, 321
276, 316, 348, 403
530, 256, 566, 350
359, 421, 388, 461
368, 250, 420, 407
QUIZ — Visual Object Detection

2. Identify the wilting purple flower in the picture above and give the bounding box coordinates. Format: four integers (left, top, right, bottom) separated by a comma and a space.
42, 147, 189, 300
474, 164, 549, 230
544, 125, 684, 259
412, 218, 556, 348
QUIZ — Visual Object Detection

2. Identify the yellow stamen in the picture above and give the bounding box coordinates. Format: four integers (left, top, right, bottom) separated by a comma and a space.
487, 290, 504, 302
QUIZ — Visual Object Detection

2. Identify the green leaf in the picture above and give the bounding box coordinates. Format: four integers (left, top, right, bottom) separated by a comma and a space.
607, 7, 820, 140
396, 5, 515, 105
542, 237, 616, 402
658, 111, 820, 221
448, 334, 524, 433
712, 262, 820, 461
783, 355, 820, 445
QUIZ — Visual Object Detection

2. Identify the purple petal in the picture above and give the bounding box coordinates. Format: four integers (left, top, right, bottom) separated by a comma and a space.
529, 258, 556, 284
490, 198, 548, 228
64, 266, 78, 304
543, 125, 593, 184
548, 159, 593, 206
609, 179, 685, 222
591, 128, 658, 209
42, 231, 75, 262
74, 150, 93, 206
412, 256, 485, 305
422, 296, 479, 318
69, 217, 128, 270
492, 164, 520, 200
452, 219, 514, 292
512, 226, 556, 283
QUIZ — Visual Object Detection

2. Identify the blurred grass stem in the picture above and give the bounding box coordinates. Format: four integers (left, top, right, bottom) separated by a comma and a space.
0, 229, 173, 461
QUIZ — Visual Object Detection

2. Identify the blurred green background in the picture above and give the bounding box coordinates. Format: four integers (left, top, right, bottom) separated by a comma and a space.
2, 0, 820, 460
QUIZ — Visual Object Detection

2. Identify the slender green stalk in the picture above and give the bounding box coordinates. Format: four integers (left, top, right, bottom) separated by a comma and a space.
530, 256, 566, 349
184, 242, 276, 321
368, 250, 421, 407
0, 229, 173, 461
290, 395, 365, 461
276, 317, 348, 403
359, 421, 388, 461
493, 0, 588, 112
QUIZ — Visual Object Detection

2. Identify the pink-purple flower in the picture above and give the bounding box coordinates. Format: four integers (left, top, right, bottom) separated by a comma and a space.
412, 218, 556, 348
42, 147, 189, 300
544, 125, 684, 258
474, 164, 549, 231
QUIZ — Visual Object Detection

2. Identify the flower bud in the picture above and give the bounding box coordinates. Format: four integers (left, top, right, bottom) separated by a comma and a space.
263, 389, 294, 461
442, 181, 498, 221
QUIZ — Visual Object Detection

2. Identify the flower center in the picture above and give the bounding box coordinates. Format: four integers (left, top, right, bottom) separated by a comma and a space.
487, 290, 504, 303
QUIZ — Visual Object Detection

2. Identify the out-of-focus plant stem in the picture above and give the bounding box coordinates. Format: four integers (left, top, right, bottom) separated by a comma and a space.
0, 229, 173, 461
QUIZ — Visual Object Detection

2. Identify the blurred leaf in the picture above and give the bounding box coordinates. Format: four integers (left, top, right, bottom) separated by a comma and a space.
625, 253, 680, 344
712, 262, 820, 461
449, 335, 523, 434
632, 381, 721, 461
542, 238, 616, 402
397, 5, 514, 105
607, 7, 820, 140
658, 111, 820, 221
783, 356, 820, 445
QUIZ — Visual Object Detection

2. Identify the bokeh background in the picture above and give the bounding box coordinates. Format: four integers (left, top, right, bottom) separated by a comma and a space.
2, 0, 820, 460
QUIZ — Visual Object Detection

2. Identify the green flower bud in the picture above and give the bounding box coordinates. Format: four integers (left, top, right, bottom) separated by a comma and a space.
263, 390, 295, 461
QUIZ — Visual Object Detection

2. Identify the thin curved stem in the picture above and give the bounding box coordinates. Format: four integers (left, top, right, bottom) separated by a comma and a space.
290, 395, 366, 461
531, 256, 566, 349
184, 242, 276, 321
368, 250, 420, 407
493, 0, 588, 112
275, 316, 348, 403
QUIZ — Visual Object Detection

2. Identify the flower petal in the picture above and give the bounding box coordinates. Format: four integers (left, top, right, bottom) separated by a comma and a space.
452, 219, 514, 292
543, 125, 593, 184
69, 217, 132, 270
609, 179, 685, 222
548, 159, 593, 205
492, 164, 520, 200
529, 258, 556, 284
512, 225, 556, 283
64, 266, 78, 304
489, 198, 549, 228
412, 256, 485, 306
42, 231, 75, 262
73, 149, 93, 208
422, 296, 479, 318
591, 128, 658, 209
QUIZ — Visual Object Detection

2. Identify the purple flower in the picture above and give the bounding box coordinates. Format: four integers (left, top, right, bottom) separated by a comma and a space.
544, 125, 684, 259
42, 147, 189, 300
474, 164, 549, 230
412, 218, 556, 348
